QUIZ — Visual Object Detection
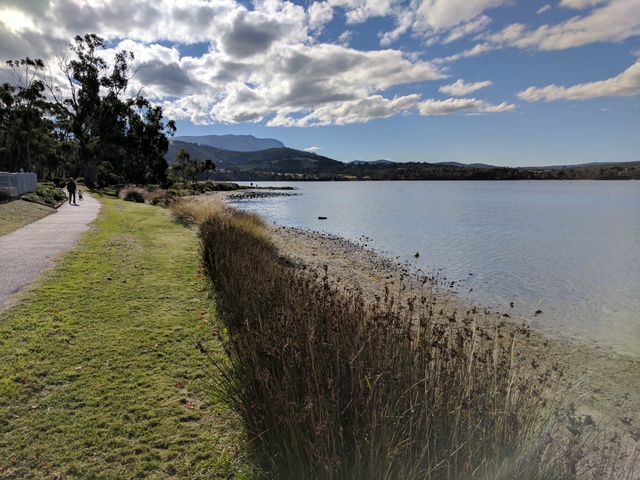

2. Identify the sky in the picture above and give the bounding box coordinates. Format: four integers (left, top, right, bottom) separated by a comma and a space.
0, 0, 638, 167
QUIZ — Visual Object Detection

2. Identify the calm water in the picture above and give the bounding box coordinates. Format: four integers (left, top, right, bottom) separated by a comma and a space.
229, 181, 640, 357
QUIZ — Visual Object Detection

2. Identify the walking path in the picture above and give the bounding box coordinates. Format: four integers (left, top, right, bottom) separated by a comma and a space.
0, 191, 101, 311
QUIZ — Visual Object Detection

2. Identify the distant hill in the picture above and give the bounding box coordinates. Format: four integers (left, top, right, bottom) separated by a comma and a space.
435, 161, 499, 169
165, 141, 344, 173
349, 159, 395, 165
171, 134, 284, 152
165, 139, 640, 181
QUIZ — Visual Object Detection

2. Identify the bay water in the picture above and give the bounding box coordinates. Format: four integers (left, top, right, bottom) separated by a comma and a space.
229, 180, 640, 357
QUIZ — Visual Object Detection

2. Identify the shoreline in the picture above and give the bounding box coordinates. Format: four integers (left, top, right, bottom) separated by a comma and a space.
216, 189, 639, 442
269, 225, 640, 444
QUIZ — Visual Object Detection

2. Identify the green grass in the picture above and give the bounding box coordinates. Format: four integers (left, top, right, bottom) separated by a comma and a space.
0, 192, 251, 478
0, 199, 56, 237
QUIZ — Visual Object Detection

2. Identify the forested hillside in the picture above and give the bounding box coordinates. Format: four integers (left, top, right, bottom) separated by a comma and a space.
165, 140, 640, 181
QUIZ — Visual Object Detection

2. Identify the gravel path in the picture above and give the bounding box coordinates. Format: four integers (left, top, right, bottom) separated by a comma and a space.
0, 191, 101, 311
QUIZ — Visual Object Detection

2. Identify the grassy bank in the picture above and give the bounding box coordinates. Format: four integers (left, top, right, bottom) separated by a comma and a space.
0, 192, 250, 478
0, 199, 56, 237
180, 196, 637, 480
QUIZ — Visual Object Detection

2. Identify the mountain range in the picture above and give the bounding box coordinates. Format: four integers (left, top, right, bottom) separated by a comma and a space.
171, 134, 284, 151
166, 135, 640, 181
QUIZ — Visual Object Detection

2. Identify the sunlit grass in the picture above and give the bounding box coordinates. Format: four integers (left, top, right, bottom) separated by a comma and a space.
0, 199, 55, 236
0, 191, 252, 478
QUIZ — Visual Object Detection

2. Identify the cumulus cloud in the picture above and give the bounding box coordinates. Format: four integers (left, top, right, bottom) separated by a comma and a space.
517, 60, 640, 101
308, 1, 334, 31
412, 0, 509, 34
490, 0, 640, 51
0, 0, 554, 128
417, 98, 516, 115
439, 79, 492, 96
331, 0, 397, 24
269, 93, 420, 127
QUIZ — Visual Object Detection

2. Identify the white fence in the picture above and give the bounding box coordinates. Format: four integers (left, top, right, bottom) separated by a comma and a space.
0, 172, 38, 198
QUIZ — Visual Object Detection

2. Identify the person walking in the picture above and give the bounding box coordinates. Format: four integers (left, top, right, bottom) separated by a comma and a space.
66, 177, 77, 205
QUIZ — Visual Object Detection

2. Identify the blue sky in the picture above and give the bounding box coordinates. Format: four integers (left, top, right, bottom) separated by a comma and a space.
0, 0, 638, 166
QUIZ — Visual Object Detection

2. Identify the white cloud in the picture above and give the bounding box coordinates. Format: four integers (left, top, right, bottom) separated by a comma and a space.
304, 146, 322, 152
0, 8, 36, 33
379, 8, 413, 46
412, 0, 510, 33
517, 59, 640, 101
439, 79, 492, 96
308, 1, 334, 31
0, 0, 456, 127
443, 15, 492, 43
417, 98, 516, 115
330, 0, 397, 24
434, 43, 495, 64
537, 5, 551, 14
490, 0, 640, 51
560, 0, 608, 9
269, 93, 420, 126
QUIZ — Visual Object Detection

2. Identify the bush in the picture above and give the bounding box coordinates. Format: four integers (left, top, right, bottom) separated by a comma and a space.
118, 185, 146, 203
23, 185, 66, 206
52, 177, 62, 188
169, 196, 234, 227
97, 162, 119, 187
144, 188, 171, 206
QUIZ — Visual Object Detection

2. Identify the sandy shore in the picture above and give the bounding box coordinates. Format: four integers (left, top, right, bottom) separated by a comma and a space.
218, 189, 639, 443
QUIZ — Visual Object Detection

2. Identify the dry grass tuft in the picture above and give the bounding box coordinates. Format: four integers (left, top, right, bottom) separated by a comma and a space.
171, 196, 272, 244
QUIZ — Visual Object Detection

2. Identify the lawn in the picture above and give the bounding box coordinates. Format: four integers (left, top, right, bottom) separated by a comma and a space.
0, 192, 251, 478
0, 199, 56, 237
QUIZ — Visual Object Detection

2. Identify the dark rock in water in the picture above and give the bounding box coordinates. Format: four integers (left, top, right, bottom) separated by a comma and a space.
414, 252, 420, 258
318, 216, 327, 220
535, 309, 543, 315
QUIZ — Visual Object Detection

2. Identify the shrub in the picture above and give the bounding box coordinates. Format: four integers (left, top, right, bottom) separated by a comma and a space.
97, 161, 119, 187
169, 196, 242, 229
118, 185, 146, 203
23, 185, 66, 205
145, 188, 173, 206
52, 177, 62, 188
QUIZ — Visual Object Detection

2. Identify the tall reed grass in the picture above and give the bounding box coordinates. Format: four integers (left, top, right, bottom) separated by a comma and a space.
176, 196, 637, 480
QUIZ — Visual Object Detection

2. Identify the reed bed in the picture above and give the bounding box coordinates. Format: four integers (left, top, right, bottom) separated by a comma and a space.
173, 196, 637, 480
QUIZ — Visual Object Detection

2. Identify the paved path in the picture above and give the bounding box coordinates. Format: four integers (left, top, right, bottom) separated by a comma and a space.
0, 191, 101, 311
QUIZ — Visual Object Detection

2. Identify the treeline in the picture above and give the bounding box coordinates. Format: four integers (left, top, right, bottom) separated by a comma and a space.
211, 160, 640, 182
0, 34, 175, 187
167, 140, 640, 182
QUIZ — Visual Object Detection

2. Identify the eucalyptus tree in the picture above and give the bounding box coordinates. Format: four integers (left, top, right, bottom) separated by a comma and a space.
0, 58, 57, 174
170, 148, 214, 185
53, 34, 174, 187
120, 99, 176, 185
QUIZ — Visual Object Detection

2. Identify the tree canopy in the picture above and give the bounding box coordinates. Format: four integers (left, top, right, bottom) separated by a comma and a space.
0, 34, 175, 187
